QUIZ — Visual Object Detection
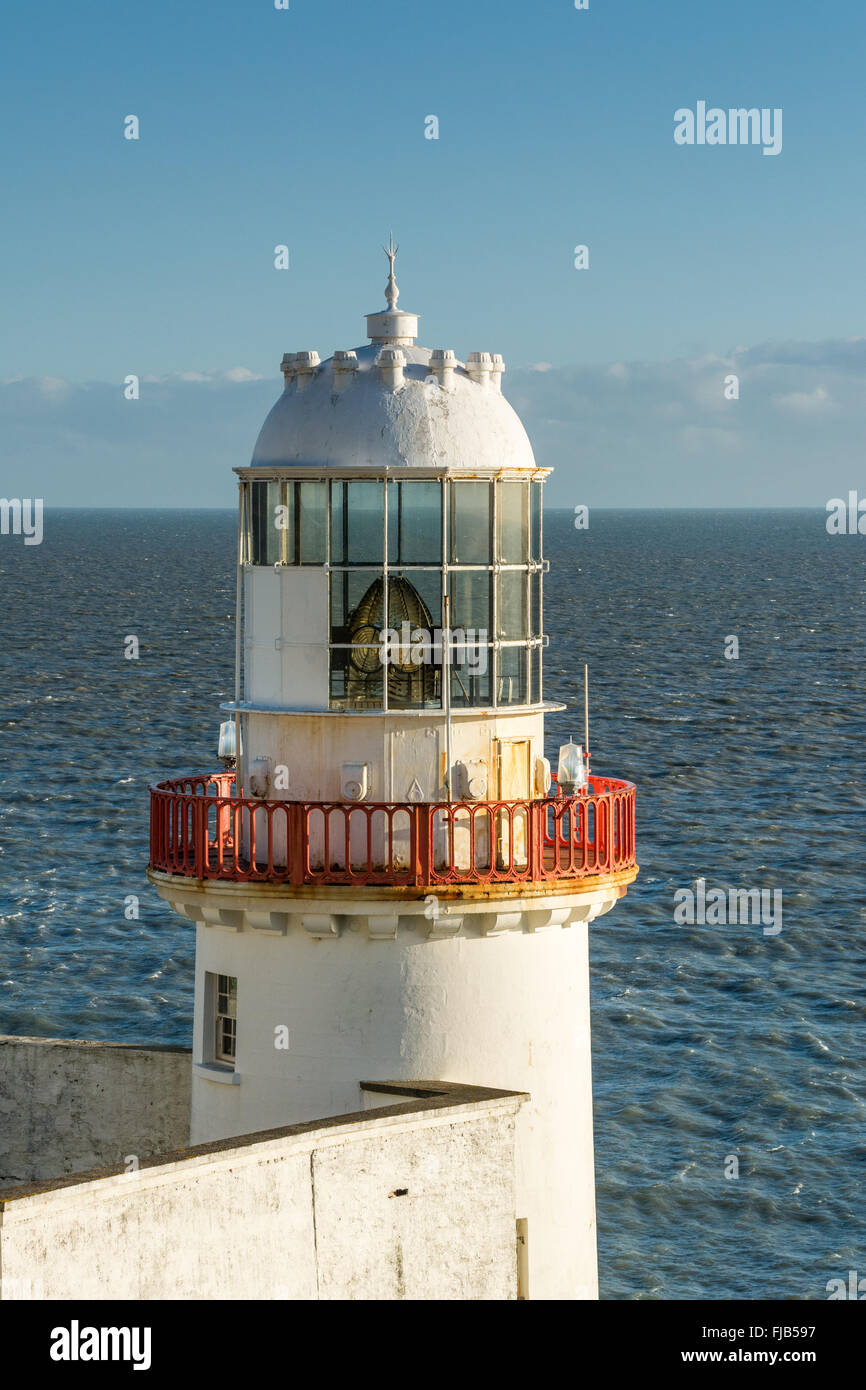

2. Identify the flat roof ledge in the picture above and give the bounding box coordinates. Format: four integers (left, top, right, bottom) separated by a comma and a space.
0, 1079, 528, 1210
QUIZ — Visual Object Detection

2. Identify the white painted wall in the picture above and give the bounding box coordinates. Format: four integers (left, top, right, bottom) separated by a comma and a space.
241, 708, 545, 804
191, 911, 599, 1300
0, 1089, 522, 1301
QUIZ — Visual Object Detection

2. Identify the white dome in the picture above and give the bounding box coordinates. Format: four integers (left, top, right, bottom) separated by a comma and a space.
251, 341, 537, 474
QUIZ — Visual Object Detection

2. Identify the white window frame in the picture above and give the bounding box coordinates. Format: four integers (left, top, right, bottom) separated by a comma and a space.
209, 972, 237, 1067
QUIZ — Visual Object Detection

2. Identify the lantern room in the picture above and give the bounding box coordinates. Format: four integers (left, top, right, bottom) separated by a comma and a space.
224, 248, 554, 810
241, 473, 544, 713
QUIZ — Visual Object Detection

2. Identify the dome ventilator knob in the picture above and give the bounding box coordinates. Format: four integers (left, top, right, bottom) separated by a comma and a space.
333, 350, 359, 394
429, 349, 457, 387
377, 347, 406, 390
280, 353, 297, 388
294, 351, 320, 391
466, 351, 492, 386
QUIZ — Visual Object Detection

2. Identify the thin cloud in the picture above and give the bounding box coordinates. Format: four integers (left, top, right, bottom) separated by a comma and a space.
0, 339, 861, 507
771, 385, 833, 413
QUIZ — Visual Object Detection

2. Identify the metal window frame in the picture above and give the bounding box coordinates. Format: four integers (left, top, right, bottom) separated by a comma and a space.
237, 473, 547, 719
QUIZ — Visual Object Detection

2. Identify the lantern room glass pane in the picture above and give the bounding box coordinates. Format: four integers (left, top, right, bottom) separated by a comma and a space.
330, 569, 383, 632
450, 570, 491, 636
329, 567, 444, 710
347, 481, 384, 562
530, 481, 543, 561
498, 481, 528, 563
497, 646, 528, 705
299, 482, 327, 563
498, 571, 527, 639
330, 481, 343, 563
330, 481, 384, 563
388, 569, 442, 629
531, 648, 542, 705
383, 569, 443, 709
450, 645, 491, 707
387, 481, 442, 564
250, 481, 283, 566
277, 484, 295, 564
330, 660, 383, 709
450, 482, 491, 563
530, 572, 541, 636
329, 568, 384, 709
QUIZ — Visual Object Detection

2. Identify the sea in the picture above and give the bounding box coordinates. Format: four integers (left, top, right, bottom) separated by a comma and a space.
1, 508, 864, 1299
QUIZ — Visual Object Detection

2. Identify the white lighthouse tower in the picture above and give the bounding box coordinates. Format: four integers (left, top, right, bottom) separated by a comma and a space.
148, 245, 637, 1300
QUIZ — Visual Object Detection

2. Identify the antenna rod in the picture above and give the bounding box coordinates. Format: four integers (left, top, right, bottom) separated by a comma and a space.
584, 663, 590, 760
444, 592, 453, 801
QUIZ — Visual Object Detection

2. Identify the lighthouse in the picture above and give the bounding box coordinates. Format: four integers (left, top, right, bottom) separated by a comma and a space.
148, 244, 638, 1300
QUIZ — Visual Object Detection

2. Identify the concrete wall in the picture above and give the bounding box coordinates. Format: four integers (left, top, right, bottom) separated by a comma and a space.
0, 1036, 191, 1185
0, 1083, 524, 1301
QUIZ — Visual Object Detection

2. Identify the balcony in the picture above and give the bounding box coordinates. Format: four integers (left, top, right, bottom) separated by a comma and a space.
148, 773, 636, 891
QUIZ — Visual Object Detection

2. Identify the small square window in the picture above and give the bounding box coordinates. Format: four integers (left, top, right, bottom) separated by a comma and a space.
212, 973, 237, 1065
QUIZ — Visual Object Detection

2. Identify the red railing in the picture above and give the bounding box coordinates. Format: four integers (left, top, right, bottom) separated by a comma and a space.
148, 772, 636, 889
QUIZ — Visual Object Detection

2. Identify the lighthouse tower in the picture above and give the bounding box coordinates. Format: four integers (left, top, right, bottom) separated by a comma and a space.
148, 246, 637, 1300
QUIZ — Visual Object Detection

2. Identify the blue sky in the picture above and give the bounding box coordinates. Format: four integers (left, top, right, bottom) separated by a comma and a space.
1, 0, 864, 504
